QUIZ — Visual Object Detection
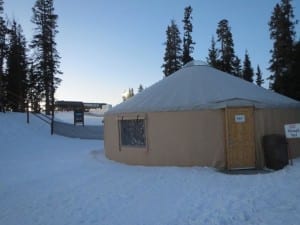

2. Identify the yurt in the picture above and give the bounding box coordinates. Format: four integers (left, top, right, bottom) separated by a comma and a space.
104, 61, 300, 169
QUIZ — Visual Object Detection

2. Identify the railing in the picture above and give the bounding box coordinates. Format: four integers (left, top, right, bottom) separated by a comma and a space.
32, 112, 103, 140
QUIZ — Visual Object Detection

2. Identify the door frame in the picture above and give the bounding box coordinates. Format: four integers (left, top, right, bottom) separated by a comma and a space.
225, 107, 256, 170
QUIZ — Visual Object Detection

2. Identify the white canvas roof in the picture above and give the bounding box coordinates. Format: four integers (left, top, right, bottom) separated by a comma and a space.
107, 63, 300, 114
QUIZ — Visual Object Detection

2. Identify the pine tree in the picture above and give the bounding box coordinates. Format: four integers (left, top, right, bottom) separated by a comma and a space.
122, 88, 135, 101
0, 0, 7, 112
242, 51, 254, 83
268, 0, 296, 94
286, 41, 300, 100
28, 62, 44, 112
162, 20, 182, 77
6, 20, 28, 112
129, 88, 134, 98
216, 19, 235, 74
182, 5, 195, 65
206, 36, 219, 69
232, 56, 242, 77
31, 0, 61, 115
255, 65, 264, 87
138, 84, 144, 93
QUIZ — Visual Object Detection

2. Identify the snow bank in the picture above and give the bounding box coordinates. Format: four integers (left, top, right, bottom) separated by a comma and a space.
1, 112, 300, 225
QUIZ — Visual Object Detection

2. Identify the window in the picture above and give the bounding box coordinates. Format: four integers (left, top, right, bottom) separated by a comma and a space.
120, 118, 146, 147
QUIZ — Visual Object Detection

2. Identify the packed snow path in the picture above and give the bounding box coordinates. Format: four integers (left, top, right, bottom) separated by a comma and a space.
1, 112, 300, 225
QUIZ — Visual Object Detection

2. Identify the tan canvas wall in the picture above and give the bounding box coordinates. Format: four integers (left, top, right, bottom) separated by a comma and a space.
104, 110, 226, 168
104, 108, 300, 169
254, 108, 300, 168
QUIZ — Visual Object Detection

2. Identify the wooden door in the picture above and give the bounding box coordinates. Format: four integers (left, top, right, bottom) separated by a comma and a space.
225, 107, 255, 169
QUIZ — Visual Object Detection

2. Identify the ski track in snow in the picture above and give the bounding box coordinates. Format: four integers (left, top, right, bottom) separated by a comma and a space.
1, 112, 300, 225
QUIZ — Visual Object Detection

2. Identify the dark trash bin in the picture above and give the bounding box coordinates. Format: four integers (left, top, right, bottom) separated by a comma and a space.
262, 134, 288, 170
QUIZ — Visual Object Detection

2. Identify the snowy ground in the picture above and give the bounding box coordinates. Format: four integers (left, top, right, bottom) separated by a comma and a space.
1, 112, 300, 225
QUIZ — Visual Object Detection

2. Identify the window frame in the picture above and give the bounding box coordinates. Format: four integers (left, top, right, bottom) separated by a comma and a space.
117, 114, 148, 151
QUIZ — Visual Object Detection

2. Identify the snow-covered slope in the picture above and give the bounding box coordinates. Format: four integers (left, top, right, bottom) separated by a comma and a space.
1, 112, 300, 225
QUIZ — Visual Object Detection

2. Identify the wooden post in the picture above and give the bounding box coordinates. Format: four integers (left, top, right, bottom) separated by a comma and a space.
26, 101, 29, 124
284, 123, 300, 166
287, 141, 293, 166
51, 104, 54, 135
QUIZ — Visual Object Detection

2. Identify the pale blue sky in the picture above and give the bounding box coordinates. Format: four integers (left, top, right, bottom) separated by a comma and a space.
4, 0, 300, 106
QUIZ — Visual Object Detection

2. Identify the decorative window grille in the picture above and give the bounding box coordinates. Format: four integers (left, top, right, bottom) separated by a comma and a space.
120, 119, 146, 147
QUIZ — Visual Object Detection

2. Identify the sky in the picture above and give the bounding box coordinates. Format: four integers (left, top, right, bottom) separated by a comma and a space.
3, 0, 300, 106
